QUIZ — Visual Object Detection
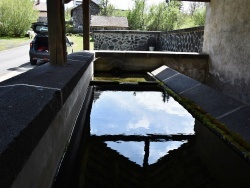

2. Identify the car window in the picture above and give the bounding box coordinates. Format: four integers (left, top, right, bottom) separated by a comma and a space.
36, 26, 48, 33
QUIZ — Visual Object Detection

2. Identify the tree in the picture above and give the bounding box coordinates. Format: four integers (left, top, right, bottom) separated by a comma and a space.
192, 6, 206, 26
147, 3, 167, 31
189, 2, 205, 15
65, 7, 74, 33
146, 1, 183, 31
65, 7, 72, 21
99, 0, 115, 16
127, 0, 146, 30
0, 0, 38, 37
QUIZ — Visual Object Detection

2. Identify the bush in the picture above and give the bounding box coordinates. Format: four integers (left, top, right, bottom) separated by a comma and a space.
193, 7, 206, 26
0, 0, 38, 37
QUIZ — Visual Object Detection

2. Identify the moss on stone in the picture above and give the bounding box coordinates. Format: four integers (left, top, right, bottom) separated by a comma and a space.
159, 83, 250, 161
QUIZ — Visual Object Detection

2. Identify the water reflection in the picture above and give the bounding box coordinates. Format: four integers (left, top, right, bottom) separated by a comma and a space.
89, 89, 194, 170
105, 140, 187, 166
105, 141, 145, 166
148, 141, 187, 164
54, 85, 250, 188
91, 91, 194, 136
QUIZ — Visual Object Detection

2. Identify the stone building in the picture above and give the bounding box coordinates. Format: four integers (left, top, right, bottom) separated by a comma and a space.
91, 15, 128, 31
71, 1, 100, 32
203, 0, 250, 105
34, 1, 47, 23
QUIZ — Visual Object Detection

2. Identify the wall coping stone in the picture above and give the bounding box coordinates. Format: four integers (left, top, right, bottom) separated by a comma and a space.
93, 30, 162, 34
0, 52, 94, 188
160, 26, 204, 34
151, 65, 250, 161
92, 27, 204, 34
95, 50, 209, 59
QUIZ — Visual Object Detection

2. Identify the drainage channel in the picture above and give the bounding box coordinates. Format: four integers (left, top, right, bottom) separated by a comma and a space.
53, 81, 250, 188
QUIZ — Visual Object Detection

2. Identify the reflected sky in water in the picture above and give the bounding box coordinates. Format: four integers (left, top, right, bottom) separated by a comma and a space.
148, 141, 187, 164
106, 141, 144, 166
91, 91, 195, 136
105, 140, 187, 166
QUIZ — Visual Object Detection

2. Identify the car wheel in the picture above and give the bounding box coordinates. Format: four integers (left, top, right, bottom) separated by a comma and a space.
30, 59, 37, 65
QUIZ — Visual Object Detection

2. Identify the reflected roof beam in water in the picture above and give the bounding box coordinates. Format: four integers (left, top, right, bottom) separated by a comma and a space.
91, 134, 195, 142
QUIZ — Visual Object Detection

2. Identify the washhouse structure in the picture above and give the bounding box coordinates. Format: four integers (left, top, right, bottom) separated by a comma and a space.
0, 0, 250, 187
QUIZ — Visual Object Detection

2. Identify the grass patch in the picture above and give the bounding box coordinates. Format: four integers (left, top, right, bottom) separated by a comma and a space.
0, 37, 31, 51
0, 35, 94, 52
68, 35, 94, 52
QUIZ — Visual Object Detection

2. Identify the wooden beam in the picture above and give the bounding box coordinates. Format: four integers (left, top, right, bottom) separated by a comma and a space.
47, 0, 67, 65
83, 0, 90, 50
64, 0, 72, 4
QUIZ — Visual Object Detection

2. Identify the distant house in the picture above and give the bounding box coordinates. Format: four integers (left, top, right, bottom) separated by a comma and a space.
34, 1, 47, 23
91, 15, 129, 30
71, 1, 100, 32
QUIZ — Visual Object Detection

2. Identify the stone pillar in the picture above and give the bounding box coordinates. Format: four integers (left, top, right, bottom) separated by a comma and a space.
47, 0, 67, 65
83, 0, 90, 50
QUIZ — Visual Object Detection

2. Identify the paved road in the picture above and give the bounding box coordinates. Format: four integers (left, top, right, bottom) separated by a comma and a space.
0, 45, 35, 82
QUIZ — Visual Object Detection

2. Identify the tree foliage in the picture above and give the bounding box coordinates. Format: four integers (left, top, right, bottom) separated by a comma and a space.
95, 0, 206, 31
192, 6, 206, 26
189, 2, 205, 15
147, 1, 183, 31
127, 0, 146, 30
0, 0, 38, 37
99, 0, 115, 16
127, 0, 184, 31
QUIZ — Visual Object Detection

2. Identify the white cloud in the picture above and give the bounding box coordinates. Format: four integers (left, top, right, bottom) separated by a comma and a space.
127, 116, 150, 130
135, 92, 191, 117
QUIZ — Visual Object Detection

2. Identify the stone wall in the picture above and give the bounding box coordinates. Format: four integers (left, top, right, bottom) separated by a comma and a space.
93, 27, 204, 52
203, 0, 250, 105
160, 27, 204, 53
93, 30, 160, 51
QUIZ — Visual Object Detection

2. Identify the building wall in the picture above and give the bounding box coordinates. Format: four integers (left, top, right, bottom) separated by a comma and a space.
72, 2, 100, 32
203, 0, 250, 104
38, 12, 47, 23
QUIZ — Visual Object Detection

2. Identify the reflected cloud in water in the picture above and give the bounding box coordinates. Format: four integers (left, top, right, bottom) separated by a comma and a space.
91, 91, 195, 136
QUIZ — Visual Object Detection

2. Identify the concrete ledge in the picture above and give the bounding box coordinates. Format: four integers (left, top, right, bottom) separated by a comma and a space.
95, 50, 209, 58
93, 30, 161, 34
180, 84, 243, 118
95, 51, 208, 82
162, 74, 200, 94
0, 52, 94, 187
218, 106, 250, 142
152, 65, 250, 144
